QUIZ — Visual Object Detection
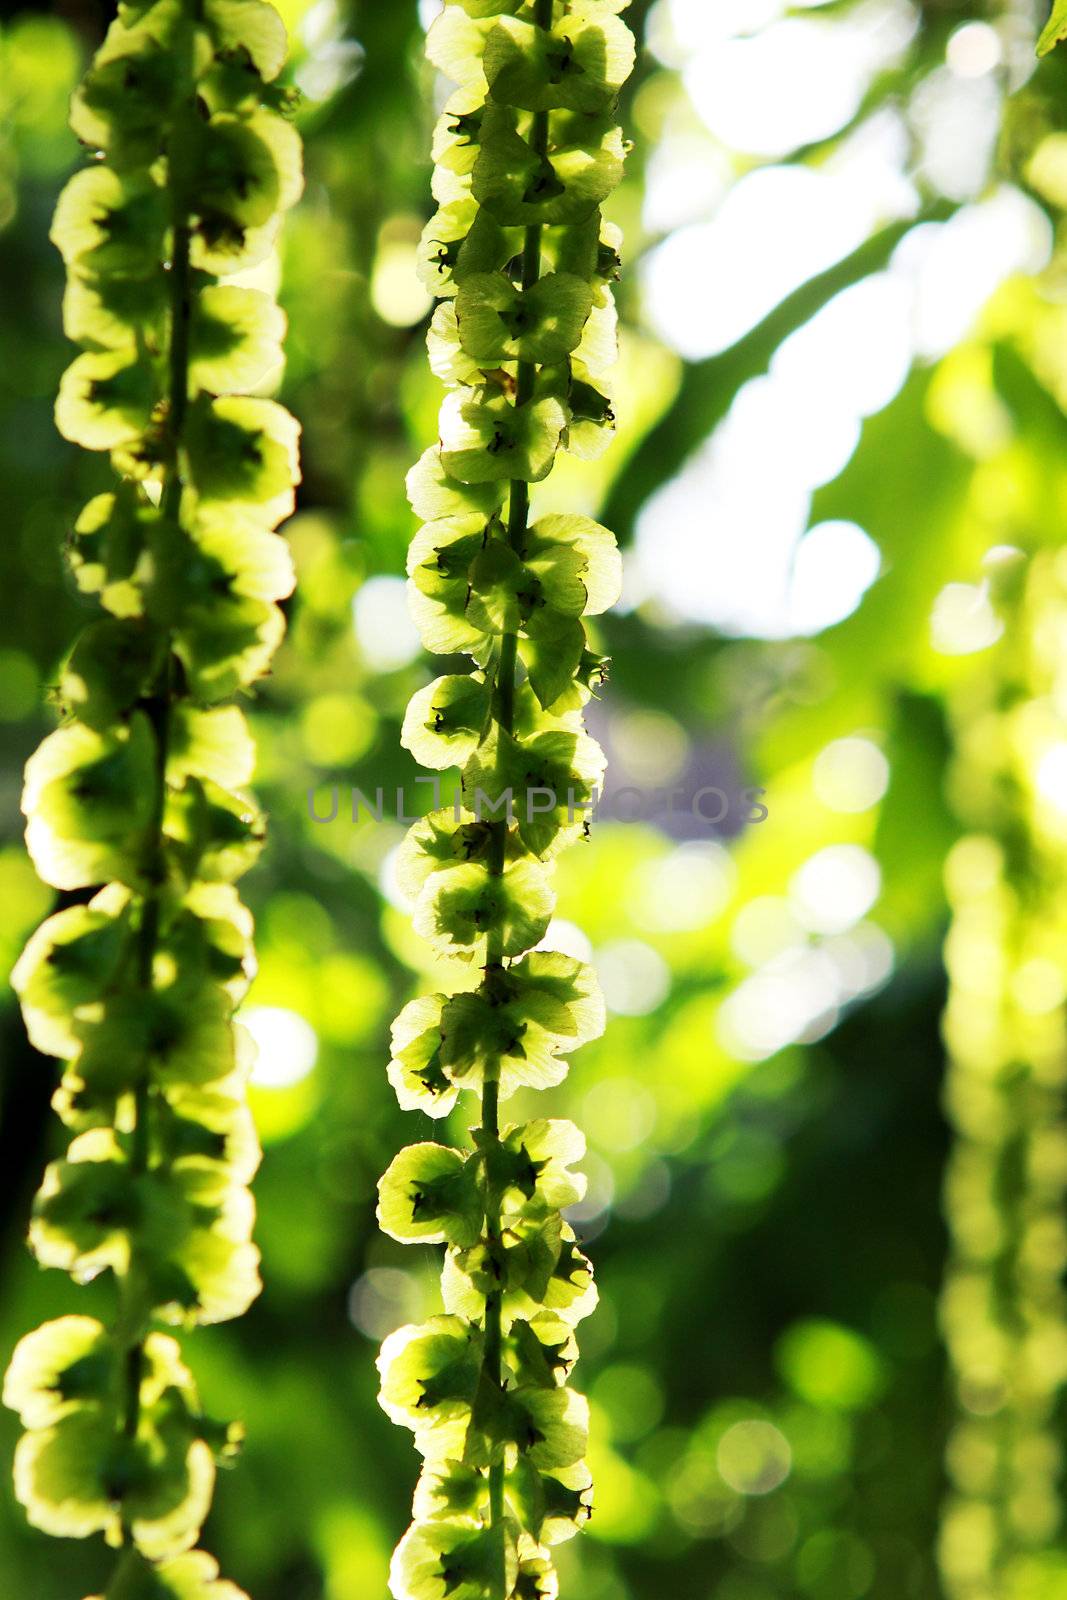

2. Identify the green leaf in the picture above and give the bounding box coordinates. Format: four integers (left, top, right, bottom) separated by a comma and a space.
505, 1385, 589, 1470
484, 12, 634, 114
412, 1458, 488, 1524
443, 1214, 596, 1328
31, 1126, 260, 1323
387, 994, 456, 1119
13, 1406, 121, 1542
455, 273, 593, 367
23, 715, 158, 892
573, 293, 617, 377
156, 1085, 260, 1190
29, 1131, 135, 1281
401, 675, 491, 770
520, 542, 589, 622
507, 1456, 592, 1546
73, 980, 236, 1097
5, 1319, 198, 1432
507, 951, 605, 1048
1038, 0, 1067, 53
190, 210, 280, 278
13, 1386, 217, 1558
561, 370, 615, 460
413, 857, 554, 960
454, 206, 517, 286
506, 1314, 578, 1392
145, 1173, 261, 1327
464, 538, 529, 634
432, 87, 488, 179
189, 285, 285, 394
439, 387, 568, 484
30, 1136, 137, 1284
116, 1433, 217, 1563
453, 0, 528, 17
536, 1228, 597, 1323
408, 589, 489, 661
512, 1547, 560, 1599
378, 1143, 482, 1247
177, 881, 257, 1004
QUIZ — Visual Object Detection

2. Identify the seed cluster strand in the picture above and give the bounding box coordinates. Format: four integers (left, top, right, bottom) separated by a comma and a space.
376, 4, 634, 1598
4, 1, 301, 1594
940, 553, 1067, 1599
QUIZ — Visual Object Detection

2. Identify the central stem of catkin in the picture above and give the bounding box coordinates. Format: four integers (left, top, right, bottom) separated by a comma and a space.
481, 4, 553, 1579
118, 188, 191, 1534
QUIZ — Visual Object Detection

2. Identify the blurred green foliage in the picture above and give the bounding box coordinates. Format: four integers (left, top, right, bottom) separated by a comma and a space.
5, 1, 1067, 1598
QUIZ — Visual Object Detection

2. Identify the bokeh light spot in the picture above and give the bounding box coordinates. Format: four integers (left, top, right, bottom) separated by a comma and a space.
717, 1420, 792, 1495
353, 576, 421, 671
348, 1267, 423, 1340
813, 737, 890, 813
790, 845, 882, 935
595, 939, 671, 1015
776, 1319, 886, 1411
243, 1006, 319, 1089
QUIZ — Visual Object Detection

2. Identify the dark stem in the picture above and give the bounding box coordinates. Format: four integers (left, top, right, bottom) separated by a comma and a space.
481, 5, 552, 1587
161, 222, 192, 520
117, 175, 191, 1543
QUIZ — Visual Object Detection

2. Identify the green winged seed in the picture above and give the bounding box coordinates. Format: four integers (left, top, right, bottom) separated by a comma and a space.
383, 2, 633, 1591
390, 1519, 519, 1600
24, 716, 158, 892
402, 674, 492, 769
7, 0, 300, 1584
378, 1144, 484, 1247
184, 395, 301, 527
455, 272, 593, 366
387, 994, 457, 1119
483, 13, 635, 114
95, 1545, 251, 1598
413, 857, 555, 959
439, 387, 568, 483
